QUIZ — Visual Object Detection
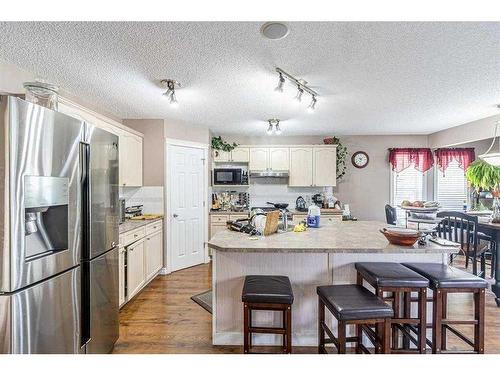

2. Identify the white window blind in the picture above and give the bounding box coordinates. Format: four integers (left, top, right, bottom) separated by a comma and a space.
436, 160, 467, 211
391, 165, 426, 221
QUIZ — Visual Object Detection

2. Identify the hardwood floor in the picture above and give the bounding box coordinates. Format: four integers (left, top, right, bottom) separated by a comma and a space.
113, 259, 500, 354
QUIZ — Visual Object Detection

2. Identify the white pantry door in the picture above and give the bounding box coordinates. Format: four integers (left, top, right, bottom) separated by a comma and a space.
169, 145, 205, 271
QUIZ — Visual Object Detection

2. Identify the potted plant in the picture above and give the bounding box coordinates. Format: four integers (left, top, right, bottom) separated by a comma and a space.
324, 137, 348, 180
211, 136, 238, 158
466, 160, 500, 196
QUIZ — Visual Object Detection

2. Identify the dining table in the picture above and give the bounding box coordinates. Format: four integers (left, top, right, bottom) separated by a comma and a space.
477, 217, 500, 307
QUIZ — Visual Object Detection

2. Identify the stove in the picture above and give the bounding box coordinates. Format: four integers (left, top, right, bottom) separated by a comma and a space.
250, 206, 293, 220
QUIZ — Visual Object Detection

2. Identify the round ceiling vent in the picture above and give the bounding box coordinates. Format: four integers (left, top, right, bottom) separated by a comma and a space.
261, 22, 289, 40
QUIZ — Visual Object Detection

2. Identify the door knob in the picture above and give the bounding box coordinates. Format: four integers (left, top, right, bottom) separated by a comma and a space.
173, 213, 178, 218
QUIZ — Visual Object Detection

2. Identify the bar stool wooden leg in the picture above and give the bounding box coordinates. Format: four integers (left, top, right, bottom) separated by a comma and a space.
403, 292, 411, 349
392, 291, 400, 349
285, 306, 292, 353
441, 291, 447, 351
433, 289, 443, 354
356, 324, 363, 354
337, 321, 346, 354
318, 299, 325, 354
383, 318, 391, 354
418, 288, 427, 354
474, 289, 485, 354
243, 303, 250, 354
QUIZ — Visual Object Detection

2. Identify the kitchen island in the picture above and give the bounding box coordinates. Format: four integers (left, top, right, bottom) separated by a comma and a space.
208, 221, 459, 346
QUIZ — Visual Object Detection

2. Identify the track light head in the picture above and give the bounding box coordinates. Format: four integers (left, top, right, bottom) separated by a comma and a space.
275, 124, 282, 135
275, 73, 285, 93
266, 123, 274, 135
294, 86, 304, 102
161, 79, 181, 107
307, 96, 317, 113
169, 92, 178, 107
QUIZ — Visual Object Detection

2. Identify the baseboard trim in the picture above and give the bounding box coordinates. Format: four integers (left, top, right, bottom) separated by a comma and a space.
158, 267, 169, 275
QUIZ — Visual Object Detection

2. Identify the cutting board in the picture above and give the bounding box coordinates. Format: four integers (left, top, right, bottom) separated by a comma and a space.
263, 211, 280, 236
130, 214, 163, 221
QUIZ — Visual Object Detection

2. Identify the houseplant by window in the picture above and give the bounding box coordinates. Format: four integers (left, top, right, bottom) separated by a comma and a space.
466, 160, 500, 222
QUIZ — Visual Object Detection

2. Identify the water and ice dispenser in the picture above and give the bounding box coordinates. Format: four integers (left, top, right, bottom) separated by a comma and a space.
24, 176, 69, 259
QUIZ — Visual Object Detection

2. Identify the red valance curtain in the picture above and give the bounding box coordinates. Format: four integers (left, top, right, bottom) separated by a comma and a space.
389, 148, 434, 173
435, 148, 475, 173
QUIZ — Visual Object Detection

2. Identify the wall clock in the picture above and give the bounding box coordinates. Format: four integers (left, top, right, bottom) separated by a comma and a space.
351, 151, 369, 169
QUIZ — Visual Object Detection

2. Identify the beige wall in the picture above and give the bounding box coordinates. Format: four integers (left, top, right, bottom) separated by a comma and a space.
429, 113, 500, 148
164, 119, 210, 144
123, 119, 165, 186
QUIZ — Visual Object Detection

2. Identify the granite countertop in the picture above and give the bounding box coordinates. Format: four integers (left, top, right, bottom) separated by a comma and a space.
207, 220, 460, 254
119, 217, 163, 234
210, 210, 250, 216
210, 209, 342, 216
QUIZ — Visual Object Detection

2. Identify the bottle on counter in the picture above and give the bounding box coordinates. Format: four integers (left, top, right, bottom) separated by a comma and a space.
307, 205, 321, 228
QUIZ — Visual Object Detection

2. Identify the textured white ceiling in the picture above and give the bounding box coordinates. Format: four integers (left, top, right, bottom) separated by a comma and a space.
0, 22, 499, 136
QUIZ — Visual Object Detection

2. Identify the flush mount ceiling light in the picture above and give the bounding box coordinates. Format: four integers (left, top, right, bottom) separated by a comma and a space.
274, 67, 319, 112
261, 22, 289, 40
160, 79, 180, 107
479, 106, 500, 166
266, 118, 281, 135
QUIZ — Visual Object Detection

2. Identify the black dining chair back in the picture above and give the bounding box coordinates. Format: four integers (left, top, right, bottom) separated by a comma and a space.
436, 211, 482, 276
385, 204, 397, 225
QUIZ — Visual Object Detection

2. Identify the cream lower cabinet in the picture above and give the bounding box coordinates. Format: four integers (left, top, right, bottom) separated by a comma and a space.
118, 245, 126, 306
126, 238, 146, 300
145, 230, 163, 280
120, 220, 164, 307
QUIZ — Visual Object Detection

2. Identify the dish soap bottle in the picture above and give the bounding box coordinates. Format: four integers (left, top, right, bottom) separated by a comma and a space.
307, 205, 321, 228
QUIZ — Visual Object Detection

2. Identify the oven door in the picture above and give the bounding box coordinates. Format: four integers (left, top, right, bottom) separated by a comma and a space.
213, 169, 241, 185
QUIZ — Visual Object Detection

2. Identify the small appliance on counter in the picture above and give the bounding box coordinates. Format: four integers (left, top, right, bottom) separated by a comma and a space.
125, 205, 143, 218
295, 196, 307, 212
312, 193, 324, 207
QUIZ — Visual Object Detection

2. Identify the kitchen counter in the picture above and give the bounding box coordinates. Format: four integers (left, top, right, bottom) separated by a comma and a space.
119, 217, 163, 234
210, 210, 249, 216
210, 220, 457, 347
208, 221, 456, 253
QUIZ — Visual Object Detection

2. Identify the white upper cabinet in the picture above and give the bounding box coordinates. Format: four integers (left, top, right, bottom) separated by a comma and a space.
213, 150, 230, 162
249, 148, 269, 171
230, 147, 250, 162
289, 147, 313, 186
119, 132, 143, 187
269, 148, 290, 170
313, 147, 337, 187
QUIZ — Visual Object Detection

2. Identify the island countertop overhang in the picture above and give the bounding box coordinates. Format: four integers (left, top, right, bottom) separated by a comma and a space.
207, 221, 458, 254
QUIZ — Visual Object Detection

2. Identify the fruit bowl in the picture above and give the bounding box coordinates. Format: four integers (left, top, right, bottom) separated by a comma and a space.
380, 227, 422, 246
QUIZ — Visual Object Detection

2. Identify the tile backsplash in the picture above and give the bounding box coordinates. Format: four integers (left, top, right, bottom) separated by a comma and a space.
120, 186, 164, 214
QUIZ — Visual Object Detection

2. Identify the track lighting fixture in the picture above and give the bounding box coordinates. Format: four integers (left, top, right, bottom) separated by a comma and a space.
294, 86, 304, 102
275, 72, 285, 93
266, 118, 281, 135
307, 95, 317, 113
274, 67, 320, 112
160, 79, 181, 107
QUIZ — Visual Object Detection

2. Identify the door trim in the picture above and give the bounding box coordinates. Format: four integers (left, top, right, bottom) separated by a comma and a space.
164, 139, 209, 274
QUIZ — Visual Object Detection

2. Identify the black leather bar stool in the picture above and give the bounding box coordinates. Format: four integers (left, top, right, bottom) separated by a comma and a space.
402, 263, 488, 354
241, 275, 294, 354
355, 262, 429, 353
317, 284, 393, 354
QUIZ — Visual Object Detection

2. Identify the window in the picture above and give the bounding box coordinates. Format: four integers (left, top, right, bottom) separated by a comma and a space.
391, 165, 427, 221
435, 159, 467, 211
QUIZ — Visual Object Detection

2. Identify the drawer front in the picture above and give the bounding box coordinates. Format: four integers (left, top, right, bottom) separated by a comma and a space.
322, 215, 342, 225
145, 220, 163, 235
121, 227, 146, 246
229, 214, 249, 221
211, 215, 229, 224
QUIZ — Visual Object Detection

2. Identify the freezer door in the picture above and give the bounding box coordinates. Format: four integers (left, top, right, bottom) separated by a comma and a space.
85, 125, 119, 260
83, 247, 119, 354
0, 96, 84, 292
0, 266, 81, 354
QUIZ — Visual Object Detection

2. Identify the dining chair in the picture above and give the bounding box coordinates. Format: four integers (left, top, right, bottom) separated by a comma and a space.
436, 211, 493, 278
385, 204, 397, 226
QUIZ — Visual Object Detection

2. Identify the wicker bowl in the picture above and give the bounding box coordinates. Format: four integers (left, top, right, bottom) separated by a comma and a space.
379, 228, 421, 246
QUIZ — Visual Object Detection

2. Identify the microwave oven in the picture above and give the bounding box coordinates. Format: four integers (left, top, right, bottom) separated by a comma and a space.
213, 168, 247, 185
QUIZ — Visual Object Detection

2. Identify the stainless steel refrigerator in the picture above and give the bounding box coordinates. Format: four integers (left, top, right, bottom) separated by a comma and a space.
0, 95, 120, 354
